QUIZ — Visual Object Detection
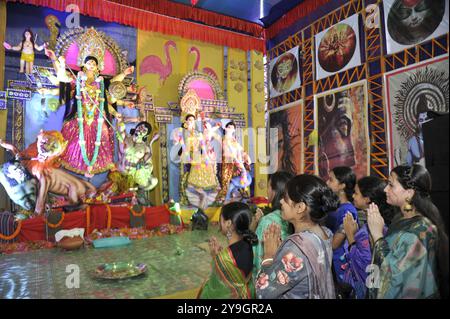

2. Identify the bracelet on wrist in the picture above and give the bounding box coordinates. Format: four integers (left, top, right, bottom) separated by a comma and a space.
373, 237, 384, 246
261, 258, 273, 266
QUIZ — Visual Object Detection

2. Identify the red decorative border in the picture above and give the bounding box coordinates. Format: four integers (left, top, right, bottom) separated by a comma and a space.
7, 0, 265, 52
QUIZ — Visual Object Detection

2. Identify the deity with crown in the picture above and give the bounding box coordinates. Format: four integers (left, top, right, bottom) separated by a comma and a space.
59, 28, 134, 177
171, 90, 219, 209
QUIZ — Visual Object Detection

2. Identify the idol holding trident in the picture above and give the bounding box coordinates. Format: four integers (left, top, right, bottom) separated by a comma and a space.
58, 28, 133, 177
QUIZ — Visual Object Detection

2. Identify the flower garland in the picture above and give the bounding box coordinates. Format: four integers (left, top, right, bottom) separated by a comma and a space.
130, 205, 146, 217
105, 204, 112, 229
0, 220, 22, 241
76, 75, 105, 172
45, 212, 65, 228
86, 205, 91, 234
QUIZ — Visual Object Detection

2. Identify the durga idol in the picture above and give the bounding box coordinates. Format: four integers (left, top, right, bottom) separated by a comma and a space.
59, 28, 132, 176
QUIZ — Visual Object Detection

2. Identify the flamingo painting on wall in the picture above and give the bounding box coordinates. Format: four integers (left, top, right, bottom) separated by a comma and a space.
189, 46, 219, 80
140, 40, 177, 84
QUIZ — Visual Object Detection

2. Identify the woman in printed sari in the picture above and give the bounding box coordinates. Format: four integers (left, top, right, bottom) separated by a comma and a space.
368, 164, 449, 299
255, 174, 338, 299
250, 171, 293, 279
198, 202, 258, 299
341, 176, 397, 299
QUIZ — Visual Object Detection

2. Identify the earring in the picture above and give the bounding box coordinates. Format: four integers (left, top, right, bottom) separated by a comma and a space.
226, 229, 232, 240
403, 197, 413, 212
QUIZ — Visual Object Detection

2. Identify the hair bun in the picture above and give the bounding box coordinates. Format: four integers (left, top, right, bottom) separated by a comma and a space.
241, 229, 258, 246
319, 187, 340, 214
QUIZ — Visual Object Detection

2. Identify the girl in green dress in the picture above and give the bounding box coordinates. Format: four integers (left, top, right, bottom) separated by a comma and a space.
251, 171, 293, 279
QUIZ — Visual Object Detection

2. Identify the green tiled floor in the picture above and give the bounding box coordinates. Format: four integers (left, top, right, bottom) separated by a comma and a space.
0, 226, 225, 299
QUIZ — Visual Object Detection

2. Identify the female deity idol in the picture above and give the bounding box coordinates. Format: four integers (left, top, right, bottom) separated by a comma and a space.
185, 118, 220, 209
58, 41, 134, 177
216, 121, 252, 203
171, 114, 201, 205
59, 55, 113, 176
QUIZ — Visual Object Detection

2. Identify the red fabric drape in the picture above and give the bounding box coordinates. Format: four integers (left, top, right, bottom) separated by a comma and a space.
108, 0, 264, 38
17, 205, 170, 242
266, 0, 331, 40
7, 0, 266, 52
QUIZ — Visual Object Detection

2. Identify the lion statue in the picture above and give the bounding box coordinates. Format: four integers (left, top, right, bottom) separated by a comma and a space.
0, 130, 97, 215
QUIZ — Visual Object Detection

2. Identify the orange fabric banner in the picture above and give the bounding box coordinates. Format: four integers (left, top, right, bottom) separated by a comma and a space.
7, 0, 265, 52
109, 0, 264, 38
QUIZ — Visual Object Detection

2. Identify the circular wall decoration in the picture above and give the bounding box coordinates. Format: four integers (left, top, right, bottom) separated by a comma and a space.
255, 103, 264, 113
387, 0, 445, 45
258, 180, 267, 190
255, 82, 264, 93
393, 66, 449, 141
234, 82, 243, 93
270, 52, 298, 94
230, 71, 239, 81
254, 60, 264, 70
318, 23, 356, 73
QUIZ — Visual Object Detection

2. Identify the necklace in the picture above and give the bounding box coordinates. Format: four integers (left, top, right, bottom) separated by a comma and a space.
76, 75, 105, 172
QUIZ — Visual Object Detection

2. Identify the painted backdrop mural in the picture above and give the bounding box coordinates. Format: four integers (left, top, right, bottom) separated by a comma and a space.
385, 55, 449, 168
315, 80, 369, 180
269, 100, 303, 176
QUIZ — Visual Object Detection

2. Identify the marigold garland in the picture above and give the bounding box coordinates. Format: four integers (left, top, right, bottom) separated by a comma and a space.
105, 204, 112, 229
86, 205, 91, 234
129, 205, 146, 217
0, 220, 22, 241
45, 212, 65, 228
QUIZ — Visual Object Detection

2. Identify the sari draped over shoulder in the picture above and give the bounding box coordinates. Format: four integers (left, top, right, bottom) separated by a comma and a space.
198, 247, 254, 299
256, 229, 335, 299
369, 215, 440, 299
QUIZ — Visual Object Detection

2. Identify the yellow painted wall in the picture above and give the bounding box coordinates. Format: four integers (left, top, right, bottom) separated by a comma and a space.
250, 50, 267, 198
227, 48, 248, 126
227, 47, 249, 164
137, 30, 224, 204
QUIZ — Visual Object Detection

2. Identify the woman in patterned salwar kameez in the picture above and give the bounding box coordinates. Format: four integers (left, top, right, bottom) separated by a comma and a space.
367, 164, 449, 299
255, 174, 338, 299
198, 202, 258, 299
